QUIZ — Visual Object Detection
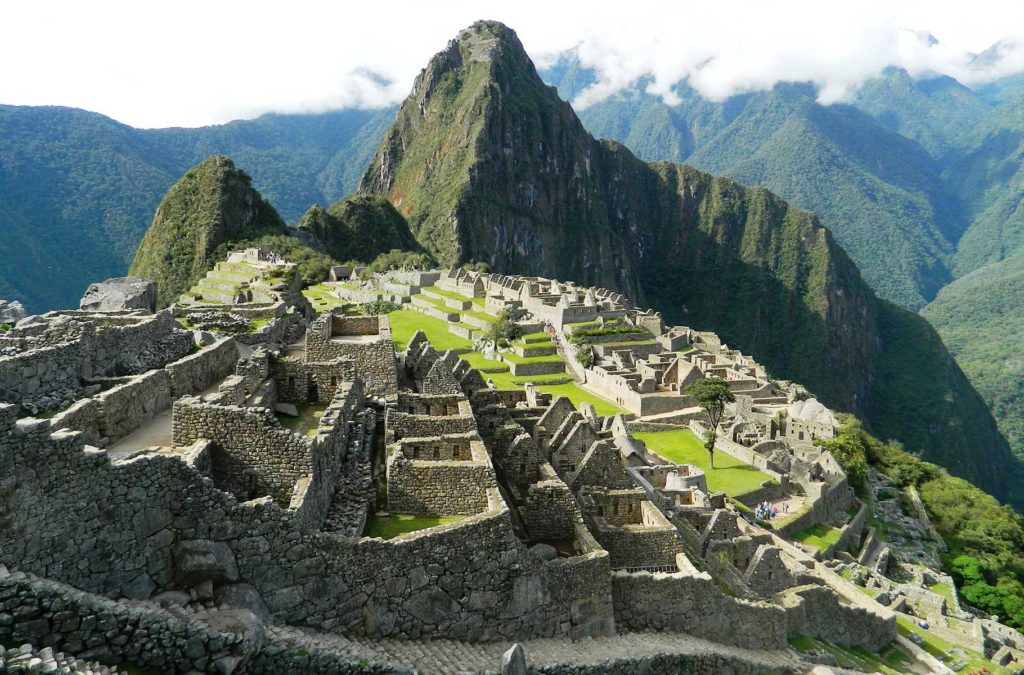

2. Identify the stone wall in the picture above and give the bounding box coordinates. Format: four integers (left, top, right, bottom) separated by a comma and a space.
172, 399, 314, 506
779, 584, 896, 650
524, 471, 578, 542
307, 339, 396, 397
0, 407, 615, 643
385, 410, 477, 441
596, 525, 681, 570
270, 355, 355, 404
166, 338, 239, 398
535, 653, 802, 674
611, 569, 788, 650
0, 570, 253, 673
98, 369, 171, 443
386, 457, 497, 516
0, 342, 82, 408
48, 398, 102, 441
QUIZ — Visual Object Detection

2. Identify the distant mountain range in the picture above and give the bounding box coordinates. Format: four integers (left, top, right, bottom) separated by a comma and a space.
3, 28, 1024, 497
0, 105, 392, 312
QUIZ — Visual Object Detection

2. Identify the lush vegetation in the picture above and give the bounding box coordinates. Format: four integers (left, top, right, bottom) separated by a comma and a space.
831, 417, 1024, 630
685, 377, 735, 465
632, 429, 773, 498
923, 250, 1024, 463
0, 105, 392, 312
213, 234, 334, 287
361, 299, 401, 315
366, 249, 435, 274
128, 156, 287, 306
482, 308, 523, 347
297, 194, 419, 264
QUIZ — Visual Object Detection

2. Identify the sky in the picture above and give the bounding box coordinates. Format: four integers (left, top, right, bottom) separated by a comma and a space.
2, 0, 1023, 128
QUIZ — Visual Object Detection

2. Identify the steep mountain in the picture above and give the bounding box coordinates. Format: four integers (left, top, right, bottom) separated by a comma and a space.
0, 105, 390, 312
129, 156, 287, 306
851, 67, 989, 159
540, 67, 964, 309
360, 20, 1022, 507
923, 250, 1024, 462
687, 86, 962, 307
948, 92, 1024, 276
296, 193, 419, 263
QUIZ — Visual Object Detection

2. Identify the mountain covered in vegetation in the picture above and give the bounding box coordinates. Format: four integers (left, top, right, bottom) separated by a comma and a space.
128, 156, 288, 306
5, 21, 1024, 506
0, 105, 391, 312
355, 20, 1021, 508
296, 193, 419, 264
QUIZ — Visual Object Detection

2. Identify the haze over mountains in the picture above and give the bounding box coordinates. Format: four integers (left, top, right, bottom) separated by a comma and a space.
3, 21, 1024, 505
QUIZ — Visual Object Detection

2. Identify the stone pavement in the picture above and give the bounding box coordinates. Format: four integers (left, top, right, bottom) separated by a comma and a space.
267, 625, 814, 674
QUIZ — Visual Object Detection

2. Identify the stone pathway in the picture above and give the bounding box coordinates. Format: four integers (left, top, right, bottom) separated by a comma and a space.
266, 626, 814, 674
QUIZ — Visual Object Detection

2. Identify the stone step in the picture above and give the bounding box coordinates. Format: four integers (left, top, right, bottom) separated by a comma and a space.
513, 342, 556, 358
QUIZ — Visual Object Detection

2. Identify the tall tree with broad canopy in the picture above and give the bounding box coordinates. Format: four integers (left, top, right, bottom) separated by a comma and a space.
686, 377, 735, 468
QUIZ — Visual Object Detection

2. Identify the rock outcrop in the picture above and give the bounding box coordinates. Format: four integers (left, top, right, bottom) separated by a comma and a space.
0, 299, 27, 323
79, 277, 157, 312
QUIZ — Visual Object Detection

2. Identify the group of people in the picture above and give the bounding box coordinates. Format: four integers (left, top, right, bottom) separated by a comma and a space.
754, 499, 790, 521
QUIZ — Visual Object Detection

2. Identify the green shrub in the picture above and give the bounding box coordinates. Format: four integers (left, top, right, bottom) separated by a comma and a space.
483, 308, 522, 347
366, 249, 434, 274
0, 323, 12, 331
361, 299, 401, 315
576, 345, 594, 368
831, 416, 1024, 629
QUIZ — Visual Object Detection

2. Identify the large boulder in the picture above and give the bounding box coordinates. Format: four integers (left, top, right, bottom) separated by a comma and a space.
174, 539, 239, 586
79, 277, 157, 312
0, 300, 27, 324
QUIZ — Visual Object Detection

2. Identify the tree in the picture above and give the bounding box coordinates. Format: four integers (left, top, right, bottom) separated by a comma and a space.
686, 377, 735, 468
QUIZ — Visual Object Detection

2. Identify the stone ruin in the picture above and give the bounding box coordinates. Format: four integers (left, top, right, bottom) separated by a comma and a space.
4, 258, 985, 673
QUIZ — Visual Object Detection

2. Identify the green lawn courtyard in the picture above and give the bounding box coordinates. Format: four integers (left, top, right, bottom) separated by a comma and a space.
631, 429, 774, 498
365, 514, 465, 540
791, 523, 844, 551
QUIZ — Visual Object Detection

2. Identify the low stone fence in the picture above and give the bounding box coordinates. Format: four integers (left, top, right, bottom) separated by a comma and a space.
611, 568, 787, 650
166, 337, 238, 397
779, 584, 896, 650
0, 569, 254, 674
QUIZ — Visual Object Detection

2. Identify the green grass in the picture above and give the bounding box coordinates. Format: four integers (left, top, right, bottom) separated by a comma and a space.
533, 382, 626, 416
593, 339, 659, 348
424, 286, 485, 306
277, 403, 327, 438
928, 581, 956, 605
632, 429, 774, 498
459, 350, 510, 373
895, 616, 1008, 673
792, 523, 844, 551
788, 635, 918, 675
365, 514, 465, 539
387, 309, 472, 352
500, 351, 564, 365
302, 284, 347, 311
249, 317, 271, 332
520, 330, 551, 342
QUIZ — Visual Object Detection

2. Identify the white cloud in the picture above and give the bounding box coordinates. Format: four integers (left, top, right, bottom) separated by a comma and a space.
0, 0, 1022, 128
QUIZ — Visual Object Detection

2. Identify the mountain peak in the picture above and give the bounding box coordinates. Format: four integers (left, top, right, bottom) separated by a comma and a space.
129, 155, 286, 306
